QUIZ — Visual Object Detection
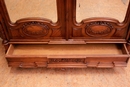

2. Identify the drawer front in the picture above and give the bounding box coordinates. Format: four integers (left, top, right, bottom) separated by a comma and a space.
85, 57, 129, 68
5, 43, 130, 68
47, 58, 87, 68
47, 57, 129, 68
6, 57, 47, 68
6, 57, 129, 68
8, 62, 47, 68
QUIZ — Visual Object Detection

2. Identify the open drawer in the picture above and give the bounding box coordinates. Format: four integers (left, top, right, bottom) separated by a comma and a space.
6, 43, 129, 68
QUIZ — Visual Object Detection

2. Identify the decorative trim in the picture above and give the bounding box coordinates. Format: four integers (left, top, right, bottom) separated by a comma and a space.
49, 58, 85, 63
20, 22, 51, 37
85, 21, 114, 37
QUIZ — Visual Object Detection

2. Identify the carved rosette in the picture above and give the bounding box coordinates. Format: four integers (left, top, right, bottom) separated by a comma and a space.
85, 21, 114, 37
20, 22, 51, 37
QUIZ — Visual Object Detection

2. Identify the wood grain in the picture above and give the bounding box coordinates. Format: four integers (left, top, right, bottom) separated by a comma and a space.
0, 38, 130, 87
11, 44, 122, 55
0, 0, 130, 85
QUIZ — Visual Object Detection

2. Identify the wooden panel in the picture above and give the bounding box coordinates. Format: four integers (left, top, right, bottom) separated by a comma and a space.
35, 62, 47, 67
48, 63, 87, 68
69, 0, 130, 40
113, 61, 127, 67
5, 43, 130, 68
72, 18, 129, 39
6, 44, 14, 55
97, 62, 114, 68
9, 20, 64, 39
87, 62, 98, 67
8, 61, 47, 68
1, 0, 66, 40
7, 44, 125, 55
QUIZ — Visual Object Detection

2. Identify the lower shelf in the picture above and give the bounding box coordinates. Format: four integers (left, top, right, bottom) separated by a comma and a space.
6, 43, 129, 68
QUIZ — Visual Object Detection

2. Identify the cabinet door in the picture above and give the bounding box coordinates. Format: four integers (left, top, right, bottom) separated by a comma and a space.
5, 0, 58, 23
2, 0, 66, 40
76, 0, 129, 23
71, 0, 130, 41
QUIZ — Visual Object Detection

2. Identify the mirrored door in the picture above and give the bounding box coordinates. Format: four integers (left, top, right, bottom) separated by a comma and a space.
5, 0, 58, 23
1, 0, 66, 39
70, 0, 130, 40
76, 0, 129, 23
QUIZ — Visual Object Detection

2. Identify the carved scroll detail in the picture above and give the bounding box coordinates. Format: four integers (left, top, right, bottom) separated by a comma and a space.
85, 21, 114, 37
49, 58, 85, 63
20, 22, 51, 37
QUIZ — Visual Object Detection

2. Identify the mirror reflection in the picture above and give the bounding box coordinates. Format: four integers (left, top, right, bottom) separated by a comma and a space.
76, 0, 129, 22
5, 0, 58, 23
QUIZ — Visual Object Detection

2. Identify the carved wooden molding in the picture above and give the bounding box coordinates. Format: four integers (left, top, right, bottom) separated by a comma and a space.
0, 0, 129, 40
49, 58, 85, 63
71, 18, 127, 38
85, 21, 113, 37
70, 0, 130, 39
0, 0, 66, 39
20, 22, 51, 37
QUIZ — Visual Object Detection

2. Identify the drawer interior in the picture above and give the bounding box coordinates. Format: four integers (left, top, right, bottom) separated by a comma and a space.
6, 43, 129, 56
6, 43, 129, 68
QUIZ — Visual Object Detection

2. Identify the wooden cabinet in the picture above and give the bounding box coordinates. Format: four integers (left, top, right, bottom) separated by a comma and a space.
0, 0, 130, 68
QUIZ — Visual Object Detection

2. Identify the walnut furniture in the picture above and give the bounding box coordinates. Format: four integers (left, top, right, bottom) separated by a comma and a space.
0, 0, 130, 68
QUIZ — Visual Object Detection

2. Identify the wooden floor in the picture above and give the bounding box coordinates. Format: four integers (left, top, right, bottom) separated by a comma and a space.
1, 0, 130, 87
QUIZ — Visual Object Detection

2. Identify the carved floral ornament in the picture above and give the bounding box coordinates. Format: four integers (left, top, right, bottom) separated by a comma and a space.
85, 21, 114, 37
49, 58, 85, 63
21, 22, 50, 37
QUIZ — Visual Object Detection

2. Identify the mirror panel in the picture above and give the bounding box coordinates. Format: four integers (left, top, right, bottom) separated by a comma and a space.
5, 0, 58, 23
76, 0, 129, 22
